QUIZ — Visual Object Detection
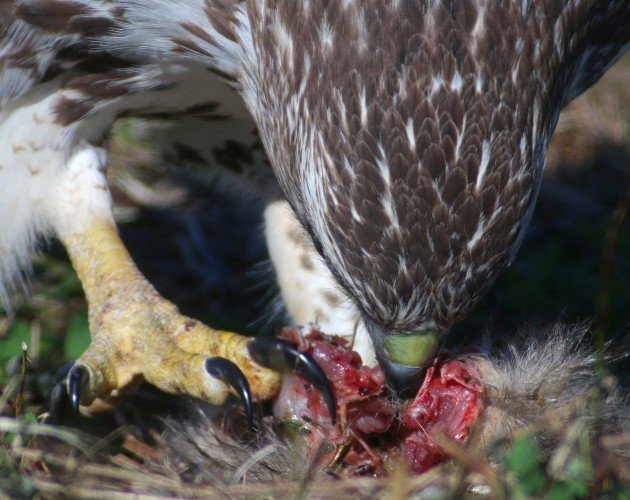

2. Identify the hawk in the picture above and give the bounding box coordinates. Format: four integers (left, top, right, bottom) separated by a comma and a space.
0, 0, 628, 422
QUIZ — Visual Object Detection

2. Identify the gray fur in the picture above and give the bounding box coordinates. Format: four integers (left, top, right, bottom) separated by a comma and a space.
472, 323, 628, 452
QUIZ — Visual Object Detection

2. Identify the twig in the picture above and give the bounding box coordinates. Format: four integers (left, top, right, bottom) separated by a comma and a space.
14, 342, 28, 417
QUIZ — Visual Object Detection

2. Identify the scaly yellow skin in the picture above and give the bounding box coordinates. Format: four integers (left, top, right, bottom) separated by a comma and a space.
60, 218, 282, 414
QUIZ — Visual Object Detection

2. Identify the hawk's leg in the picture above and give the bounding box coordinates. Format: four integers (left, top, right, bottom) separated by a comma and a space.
264, 199, 377, 365
59, 219, 280, 411
49, 148, 332, 420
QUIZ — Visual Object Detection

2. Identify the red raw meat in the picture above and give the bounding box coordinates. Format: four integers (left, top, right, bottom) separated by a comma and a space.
399, 356, 483, 472
273, 327, 483, 476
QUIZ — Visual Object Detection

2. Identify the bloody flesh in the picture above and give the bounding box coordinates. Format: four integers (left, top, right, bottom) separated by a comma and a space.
273, 327, 483, 476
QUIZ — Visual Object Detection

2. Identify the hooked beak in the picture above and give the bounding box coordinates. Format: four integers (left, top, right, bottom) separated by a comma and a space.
372, 330, 440, 398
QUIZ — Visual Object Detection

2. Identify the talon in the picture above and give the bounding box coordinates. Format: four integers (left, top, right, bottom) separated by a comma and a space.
53, 362, 75, 385
67, 365, 87, 419
48, 380, 68, 425
248, 338, 336, 424
205, 358, 254, 432
48, 362, 76, 425
48, 363, 85, 424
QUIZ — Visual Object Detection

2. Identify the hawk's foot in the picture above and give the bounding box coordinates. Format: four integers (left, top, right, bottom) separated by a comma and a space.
49, 219, 334, 426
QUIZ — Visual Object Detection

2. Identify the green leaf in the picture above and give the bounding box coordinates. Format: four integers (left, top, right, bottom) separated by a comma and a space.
563, 456, 591, 497
23, 413, 37, 424
0, 321, 31, 361
63, 312, 91, 360
506, 436, 545, 495
547, 482, 577, 500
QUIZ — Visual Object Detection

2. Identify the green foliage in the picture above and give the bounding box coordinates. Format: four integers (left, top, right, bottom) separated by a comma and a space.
506, 436, 545, 496
22, 413, 37, 425
0, 321, 31, 362
0, 445, 35, 499
63, 312, 91, 360
504, 432, 600, 499
37, 258, 83, 302
0, 320, 59, 384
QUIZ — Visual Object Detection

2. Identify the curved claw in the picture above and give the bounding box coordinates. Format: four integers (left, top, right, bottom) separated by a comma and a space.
48, 362, 73, 424
53, 362, 74, 386
67, 365, 87, 420
48, 379, 69, 425
205, 358, 254, 432
48, 363, 84, 425
248, 338, 336, 424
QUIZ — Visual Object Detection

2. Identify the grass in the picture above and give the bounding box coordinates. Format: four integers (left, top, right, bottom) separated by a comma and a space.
1, 374, 628, 498
0, 57, 628, 498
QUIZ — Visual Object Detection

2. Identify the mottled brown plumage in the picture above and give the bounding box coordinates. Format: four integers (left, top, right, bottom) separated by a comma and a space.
231, 1, 629, 339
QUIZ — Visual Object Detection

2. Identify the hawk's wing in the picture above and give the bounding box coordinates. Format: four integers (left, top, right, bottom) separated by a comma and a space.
558, 0, 630, 104
3, 0, 627, 105
0, 0, 244, 104
0, 0, 81, 101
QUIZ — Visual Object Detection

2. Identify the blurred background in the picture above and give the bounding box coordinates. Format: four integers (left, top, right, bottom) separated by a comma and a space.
0, 56, 628, 410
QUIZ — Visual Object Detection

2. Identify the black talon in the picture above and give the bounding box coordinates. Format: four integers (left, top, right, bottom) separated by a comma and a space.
48, 379, 69, 425
68, 365, 86, 419
53, 362, 74, 385
205, 358, 254, 432
49, 362, 74, 424
248, 338, 336, 424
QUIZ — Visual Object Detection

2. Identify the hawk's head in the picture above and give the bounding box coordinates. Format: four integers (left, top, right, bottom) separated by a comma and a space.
235, 1, 625, 395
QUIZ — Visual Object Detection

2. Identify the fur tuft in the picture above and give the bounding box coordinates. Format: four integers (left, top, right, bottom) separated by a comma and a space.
471, 322, 627, 452
161, 409, 320, 485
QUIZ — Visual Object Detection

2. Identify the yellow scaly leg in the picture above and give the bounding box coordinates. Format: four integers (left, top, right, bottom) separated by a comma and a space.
60, 218, 282, 414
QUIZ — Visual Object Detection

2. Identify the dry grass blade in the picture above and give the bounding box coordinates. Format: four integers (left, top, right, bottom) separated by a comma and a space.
432, 432, 505, 500
0, 418, 91, 456
28, 478, 179, 500
601, 432, 630, 452
3, 435, 478, 498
